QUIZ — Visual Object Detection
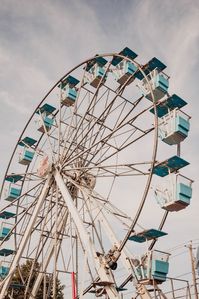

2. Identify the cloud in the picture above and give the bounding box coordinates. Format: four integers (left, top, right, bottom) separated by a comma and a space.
0, 91, 29, 115
0, 0, 198, 289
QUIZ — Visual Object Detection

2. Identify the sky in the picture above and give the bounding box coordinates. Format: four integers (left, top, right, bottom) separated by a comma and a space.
0, 0, 199, 292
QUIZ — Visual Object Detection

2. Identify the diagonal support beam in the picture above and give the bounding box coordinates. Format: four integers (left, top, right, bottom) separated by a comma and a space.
0, 175, 53, 299
54, 169, 121, 299
82, 190, 153, 299
29, 208, 68, 298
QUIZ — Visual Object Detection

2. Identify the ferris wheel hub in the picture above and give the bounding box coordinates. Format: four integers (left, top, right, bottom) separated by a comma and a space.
80, 173, 96, 190
65, 172, 96, 194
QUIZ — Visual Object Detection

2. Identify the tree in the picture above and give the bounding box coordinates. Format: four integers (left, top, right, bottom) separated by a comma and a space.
5, 260, 64, 298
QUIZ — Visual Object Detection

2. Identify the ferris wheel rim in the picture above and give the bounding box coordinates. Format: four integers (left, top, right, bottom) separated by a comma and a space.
0, 51, 166, 298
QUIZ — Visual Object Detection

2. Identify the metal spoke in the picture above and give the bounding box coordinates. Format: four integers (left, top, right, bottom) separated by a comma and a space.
0, 52, 178, 299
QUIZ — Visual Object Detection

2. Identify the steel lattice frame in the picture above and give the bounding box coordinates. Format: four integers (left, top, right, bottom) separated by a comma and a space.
0, 52, 170, 299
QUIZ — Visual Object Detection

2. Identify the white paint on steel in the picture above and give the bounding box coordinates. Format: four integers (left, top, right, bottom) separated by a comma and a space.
54, 169, 121, 299
0, 175, 53, 299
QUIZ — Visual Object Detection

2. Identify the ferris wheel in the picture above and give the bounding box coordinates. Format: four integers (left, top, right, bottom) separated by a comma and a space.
0, 47, 193, 299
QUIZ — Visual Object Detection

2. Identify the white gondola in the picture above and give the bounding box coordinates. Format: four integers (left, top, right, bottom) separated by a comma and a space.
36, 103, 56, 133
0, 261, 10, 279
4, 184, 21, 202
59, 75, 79, 107
113, 60, 137, 85
133, 250, 169, 284
158, 109, 190, 145
62, 85, 78, 106
18, 148, 35, 165
0, 222, 12, 240
155, 174, 193, 212
84, 57, 107, 88
37, 116, 54, 133
84, 64, 107, 88
18, 137, 36, 166
141, 69, 169, 102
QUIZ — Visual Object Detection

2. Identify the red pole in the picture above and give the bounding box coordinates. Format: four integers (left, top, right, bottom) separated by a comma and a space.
71, 271, 77, 299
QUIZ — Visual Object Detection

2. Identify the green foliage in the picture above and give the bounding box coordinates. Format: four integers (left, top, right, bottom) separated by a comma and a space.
5, 260, 64, 298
